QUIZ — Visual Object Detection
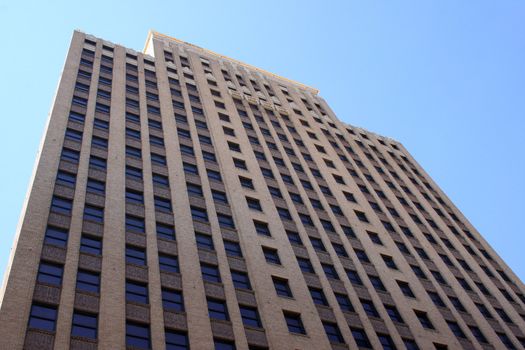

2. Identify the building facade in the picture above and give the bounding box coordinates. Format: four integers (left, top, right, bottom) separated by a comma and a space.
0, 30, 524, 350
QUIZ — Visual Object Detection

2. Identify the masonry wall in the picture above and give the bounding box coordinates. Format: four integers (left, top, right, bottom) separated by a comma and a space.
0, 30, 524, 350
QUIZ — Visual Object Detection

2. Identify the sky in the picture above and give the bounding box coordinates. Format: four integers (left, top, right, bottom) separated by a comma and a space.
0, 1, 523, 282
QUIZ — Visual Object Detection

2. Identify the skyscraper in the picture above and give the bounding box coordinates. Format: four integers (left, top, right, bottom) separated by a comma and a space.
1, 29, 524, 349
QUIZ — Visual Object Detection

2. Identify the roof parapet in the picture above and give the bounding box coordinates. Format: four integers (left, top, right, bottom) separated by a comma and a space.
144, 30, 319, 95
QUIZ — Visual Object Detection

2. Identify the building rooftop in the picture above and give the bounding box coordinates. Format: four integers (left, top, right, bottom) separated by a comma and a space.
144, 30, 319, 95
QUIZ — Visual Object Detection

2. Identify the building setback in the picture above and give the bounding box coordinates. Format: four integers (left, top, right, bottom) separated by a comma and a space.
0, 30, 524, 350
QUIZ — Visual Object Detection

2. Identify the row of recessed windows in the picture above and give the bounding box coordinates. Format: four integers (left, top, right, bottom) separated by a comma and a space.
81, 41, 520, 348
223, 49, 522, 347
319, 131, 513, 346
226, 89, 403, 345
347, 143, 523, 309
322, 119, 512, 310
28, 300, 189, 348
230, 90, 521, 347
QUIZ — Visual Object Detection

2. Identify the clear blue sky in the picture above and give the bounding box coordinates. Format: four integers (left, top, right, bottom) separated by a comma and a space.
0, 1, 523, 282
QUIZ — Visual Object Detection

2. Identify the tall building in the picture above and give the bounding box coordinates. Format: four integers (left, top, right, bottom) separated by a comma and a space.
0, 30, 524, 350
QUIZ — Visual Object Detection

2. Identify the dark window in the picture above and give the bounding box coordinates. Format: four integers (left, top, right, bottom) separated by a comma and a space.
202, 151, 216, 162
76, 269, 100, 293
377, 334, 396, 350
44, 226, 68, 247
69, 111, 85, 123
154, 196, 172, 212
214, 339, 235, 350
93, 118, 109, 130
346, 269, 362, 285
91, 136, 107, 149
126, 215, 145, 233
150, 135, 164, 147
254, 221, 270, 236
469, 326, 487, 343
447, 321, 466, 338
51, 196, 72, 215
207, 169, 222, 181
183, 162, 198, 175
84, 205, 104, 223
309, 287, 328, 306
239, 176, 254, 189
37, 262, 63, 286
223, 126, 235, 135
368, 231, 382, 245
56, 171, 76, 187
126, 245, 146, 265
273, 277, 293, 298
87, 179, 105, 195
323, 322, 344, 344
449, 297, 466, 312
351, 328, 372, 348
385, 304, 404, 323
297, 257, 315, 273
191, 206, 208, 222
199, 135, 212, 145
98, 77, 112, 87
157, 223, 175, 240
355, 249, 370, 263
165, 329, 189, 349
159, 254, 179, 273
126, 188, 144, 204
240, 306, 262, 328
151, 153, 167, 165
75, 81, 89, 95
415, 311, 434, 329
201, 263, 221, 283
72, 96, 88, 107
355, 210, 369, 222
286, 231, 302, 245
126, 280, 149, 304
162, 288, 184, 312
342, 225, 355, 237
228, 269, 251, 290
277, 207, 292, 220
283, 312, 306, 334
80, 235, 102, 255
397, 281, 415, 297
61, 148, 80, 163
147, 105, 161, 115
247, 197, 262, 211
89, 155, 106, 170
361, 299, 379, 317
233, 158, 247, 169
153, 173, 169, 187
268, 186, 282, 198
126, 112, 140, 124
126, 321, 150, 349
310, 238, 326, 252
403, 339, 420, 350
71, 311, 97, 339
369, 275, 386, 292
224, 240, 243, 257
217, 213, 235, 229
344, 191, 356, 202
126, 146, 142, 159
207, 298, 229, 320
335, 294, 354, 312
28, 304, 57, 332
196, 233, 214, 250
322, 264, 339, 280
497, 333, 516, 349
428, 292, 446, 307
263, 247, 280, 265
208, 190, 227, 204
